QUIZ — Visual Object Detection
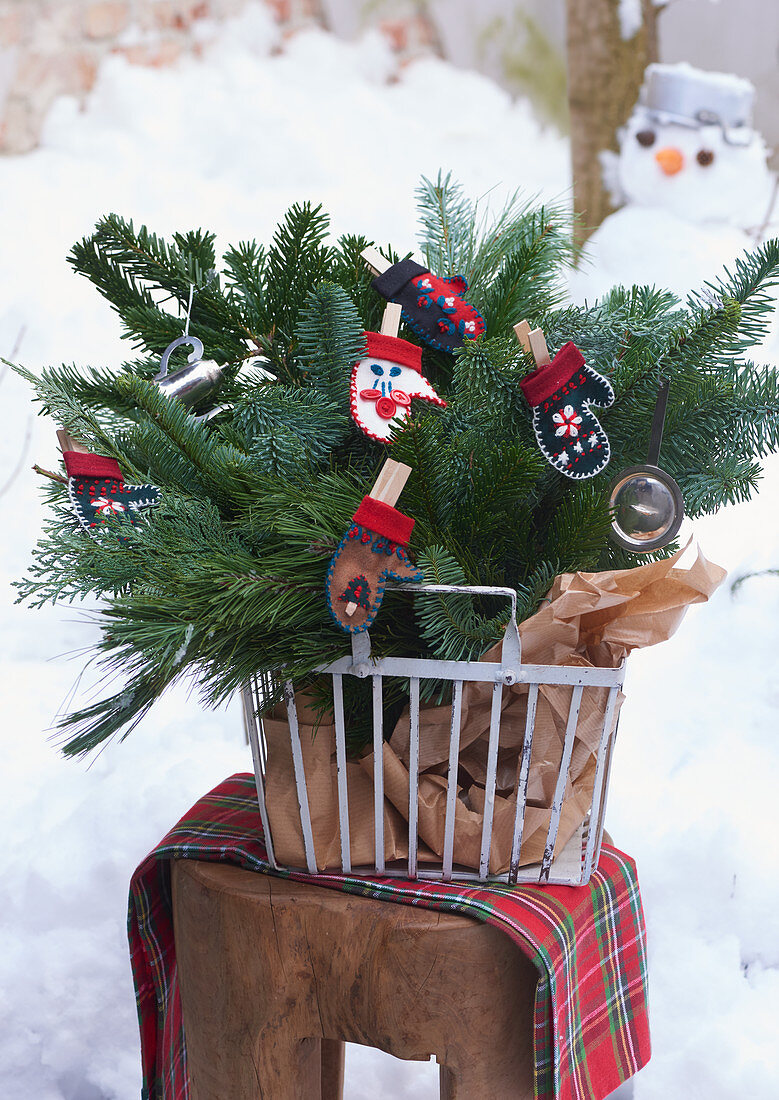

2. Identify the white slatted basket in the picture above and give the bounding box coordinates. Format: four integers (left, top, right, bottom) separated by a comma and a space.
242, 585, 625, 887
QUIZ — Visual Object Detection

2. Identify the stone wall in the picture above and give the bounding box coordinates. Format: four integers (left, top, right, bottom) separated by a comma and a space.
0, 0, 259, 153
0, 0, 441, 154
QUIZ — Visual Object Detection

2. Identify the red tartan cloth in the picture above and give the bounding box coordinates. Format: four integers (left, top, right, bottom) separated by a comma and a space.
128, 774, 650, 1100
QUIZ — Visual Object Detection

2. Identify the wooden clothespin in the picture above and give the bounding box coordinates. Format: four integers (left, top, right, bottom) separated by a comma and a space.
368, 457, 411, 508
344, 457, 411, 617
361, 246, 391, 276
513, 318, 550, 367
379, 301, 402, 338
57, 429, 90, 454
364, 250, 402, 341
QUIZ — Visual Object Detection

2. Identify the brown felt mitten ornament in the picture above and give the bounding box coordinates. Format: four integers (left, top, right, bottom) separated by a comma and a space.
326, 461, 423, 633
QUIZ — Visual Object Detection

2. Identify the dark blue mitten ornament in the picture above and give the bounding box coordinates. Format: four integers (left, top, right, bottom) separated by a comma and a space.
63, 449, 160, 541
371, 258, 486, 354
520, 342, 614, 480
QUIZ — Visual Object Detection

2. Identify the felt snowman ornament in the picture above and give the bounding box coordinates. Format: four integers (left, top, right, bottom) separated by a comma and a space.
608, 63, 772, 228
350, 331, 446, 443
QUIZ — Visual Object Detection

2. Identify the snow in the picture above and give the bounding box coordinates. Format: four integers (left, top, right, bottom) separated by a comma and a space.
573, 61, 775, 308
568, 205, 754, 303
1, 5, 778, 1098
618, 0, 644, 41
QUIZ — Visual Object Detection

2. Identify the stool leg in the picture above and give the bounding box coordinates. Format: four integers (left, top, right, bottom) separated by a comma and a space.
320, 1038, 345, 1100
439, 1057, 534, 1099
185, 1025, 321, 1099
173, 862, 324, 1099
252, 1033, 322, 1099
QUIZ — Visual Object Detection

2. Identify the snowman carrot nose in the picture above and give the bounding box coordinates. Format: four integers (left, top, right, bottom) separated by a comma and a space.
655, 147, 684, 176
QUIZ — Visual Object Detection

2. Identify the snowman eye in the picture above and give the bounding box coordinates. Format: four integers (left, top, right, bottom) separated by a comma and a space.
370, 363, 384, 376
696, 149, 715, 167
636, 130, 656, 148
389, 366, 401, 377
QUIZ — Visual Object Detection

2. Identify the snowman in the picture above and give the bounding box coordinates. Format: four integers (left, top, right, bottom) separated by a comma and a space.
570, 63, 775, 304
614, 63, 772, 226
350, 330, 446, 443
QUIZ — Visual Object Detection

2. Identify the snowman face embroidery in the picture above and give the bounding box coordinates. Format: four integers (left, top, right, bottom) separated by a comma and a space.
617, 107, 772, 226
350, 354, 445, 443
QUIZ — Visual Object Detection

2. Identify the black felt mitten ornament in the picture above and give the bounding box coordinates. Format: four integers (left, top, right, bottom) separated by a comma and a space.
63, 449, 160, 540
520, 342, 614, 480
326, 495, 423, 634
371, 258, 486, 354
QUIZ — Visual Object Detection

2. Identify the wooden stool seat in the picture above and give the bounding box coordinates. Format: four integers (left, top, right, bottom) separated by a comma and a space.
172, 860, 537, 1098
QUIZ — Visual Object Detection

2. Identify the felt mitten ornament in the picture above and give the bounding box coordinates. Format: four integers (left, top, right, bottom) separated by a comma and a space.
363, 247, 485, 354
326, 460, 423, 633
60, 435, 160, 540
350, 330, 446, 443
515, 324, 614, 480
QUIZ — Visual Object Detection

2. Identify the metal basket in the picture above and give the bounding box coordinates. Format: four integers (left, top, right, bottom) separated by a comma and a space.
242, 585, 625, 887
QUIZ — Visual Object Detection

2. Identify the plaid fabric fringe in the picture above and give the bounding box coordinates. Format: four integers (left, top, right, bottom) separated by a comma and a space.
128, 773, 650, 1099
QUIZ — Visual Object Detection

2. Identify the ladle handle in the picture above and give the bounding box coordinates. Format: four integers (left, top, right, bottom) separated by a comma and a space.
648, 378, 670, 467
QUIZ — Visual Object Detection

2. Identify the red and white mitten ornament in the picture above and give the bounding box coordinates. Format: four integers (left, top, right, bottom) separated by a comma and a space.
514, 321, 614, 480
363, 248, 486, 354
350, 331, 446, 443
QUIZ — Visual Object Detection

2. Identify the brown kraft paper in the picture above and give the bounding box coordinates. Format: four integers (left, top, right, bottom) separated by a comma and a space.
264, 545, 725, 873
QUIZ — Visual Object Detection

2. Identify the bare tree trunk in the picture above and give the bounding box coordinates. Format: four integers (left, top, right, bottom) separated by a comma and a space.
566, 0, 661, 245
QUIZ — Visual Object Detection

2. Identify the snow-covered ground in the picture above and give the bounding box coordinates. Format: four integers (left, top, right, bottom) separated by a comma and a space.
1, 6, 778, 1097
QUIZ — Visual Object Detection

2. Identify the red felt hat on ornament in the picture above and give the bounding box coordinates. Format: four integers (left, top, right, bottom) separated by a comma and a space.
363, 331, 423, 374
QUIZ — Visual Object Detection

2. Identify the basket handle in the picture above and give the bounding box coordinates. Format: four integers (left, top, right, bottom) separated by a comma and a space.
352, 583, 522, 678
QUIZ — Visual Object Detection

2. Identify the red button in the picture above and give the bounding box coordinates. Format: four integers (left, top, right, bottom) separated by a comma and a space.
376, 396, 397, 419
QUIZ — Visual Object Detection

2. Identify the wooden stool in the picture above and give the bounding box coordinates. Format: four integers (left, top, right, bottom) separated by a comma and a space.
172, 860, 537, 1099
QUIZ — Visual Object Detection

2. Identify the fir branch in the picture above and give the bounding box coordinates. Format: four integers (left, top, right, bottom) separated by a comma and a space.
414, 545, 507, 661
679, 456, 762, 517
16, 187, 779, 758
416, 171, 478, 280
15, 363, 147, 480
296, 282, 366, 408
69, 215, 250, 362
222, 239, 267, 333
416, 171, 575, 322
542, 481, 613, 573
33, 465, 66, 484
234, 386, 349, 478
262, 202, 335, 359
